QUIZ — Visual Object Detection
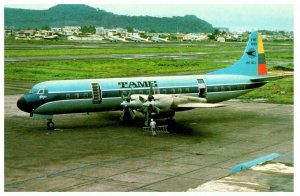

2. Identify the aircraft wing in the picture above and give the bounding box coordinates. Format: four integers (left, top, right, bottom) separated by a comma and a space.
177, 103, 226, 108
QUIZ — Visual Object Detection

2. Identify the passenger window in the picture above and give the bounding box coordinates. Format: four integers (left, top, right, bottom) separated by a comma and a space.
84, 93, 88, 98
66, 94, 70, 99
38, 89, 44, 94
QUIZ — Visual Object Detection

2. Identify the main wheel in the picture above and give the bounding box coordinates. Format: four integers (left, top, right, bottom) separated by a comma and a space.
47, 121, 55, 130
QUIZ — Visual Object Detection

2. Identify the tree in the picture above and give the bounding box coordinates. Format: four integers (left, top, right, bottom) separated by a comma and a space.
126, 26, 134, 33
213, 29, 220, 36
81, 25, 96, 34
42, 25, 51, 31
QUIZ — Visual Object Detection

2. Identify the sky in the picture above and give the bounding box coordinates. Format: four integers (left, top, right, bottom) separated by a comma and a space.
3, 1, 294, 32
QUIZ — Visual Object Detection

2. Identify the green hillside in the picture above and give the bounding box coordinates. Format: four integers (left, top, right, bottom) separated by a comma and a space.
4, 4, 214, 33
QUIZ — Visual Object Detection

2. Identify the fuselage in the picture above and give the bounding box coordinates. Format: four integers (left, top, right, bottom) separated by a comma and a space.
17, 74, 266, 115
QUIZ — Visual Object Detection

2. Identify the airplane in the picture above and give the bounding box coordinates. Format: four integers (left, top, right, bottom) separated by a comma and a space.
107, 35, 128, 42
43, 34, 59, 40
151, 36, 169, 42
127, 35, 150, 42
17, 31, 291, 130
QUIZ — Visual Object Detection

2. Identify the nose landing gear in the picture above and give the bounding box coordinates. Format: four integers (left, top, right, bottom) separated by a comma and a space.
47, 120, 55, 130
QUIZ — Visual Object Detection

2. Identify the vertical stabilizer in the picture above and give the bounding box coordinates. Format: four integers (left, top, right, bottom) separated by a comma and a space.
208, 32, 267, 77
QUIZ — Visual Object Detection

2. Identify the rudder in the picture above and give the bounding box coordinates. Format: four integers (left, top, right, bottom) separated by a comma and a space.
208, 31, 267, 77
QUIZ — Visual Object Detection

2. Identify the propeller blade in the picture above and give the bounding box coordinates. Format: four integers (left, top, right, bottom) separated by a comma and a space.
120, 109, 125, 121
140, 105, 147, 113
147, 83, 155, 101
127, 88, 133, 102
139, 96, 146, 102
128, 107, 135, 120
144, 111, 150, 126
121, 91, 125, 100
153, 106, 160, 114
149, 83, 154, 96
120, 107, 135, 121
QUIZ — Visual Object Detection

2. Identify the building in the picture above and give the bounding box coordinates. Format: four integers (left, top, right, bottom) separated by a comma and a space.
95, 27, 105, 35
217, 36, 226, 42
183, 33, 209, 41
62, 26, 81, 36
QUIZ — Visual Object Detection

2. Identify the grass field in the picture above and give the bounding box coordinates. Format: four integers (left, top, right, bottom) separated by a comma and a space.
4, 39, 294, 104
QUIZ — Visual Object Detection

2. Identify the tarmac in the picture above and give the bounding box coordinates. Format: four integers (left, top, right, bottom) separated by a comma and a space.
4, 95, 293, 192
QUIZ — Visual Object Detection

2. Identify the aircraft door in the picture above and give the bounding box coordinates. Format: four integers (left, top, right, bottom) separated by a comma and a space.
197, 79, 206, 98
91, 83, 102, 104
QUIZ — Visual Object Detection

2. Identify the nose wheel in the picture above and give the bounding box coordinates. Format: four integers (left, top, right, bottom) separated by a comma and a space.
47, 120, 55, 130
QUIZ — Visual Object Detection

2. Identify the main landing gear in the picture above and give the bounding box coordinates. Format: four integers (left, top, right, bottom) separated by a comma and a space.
47, 119, 55, 130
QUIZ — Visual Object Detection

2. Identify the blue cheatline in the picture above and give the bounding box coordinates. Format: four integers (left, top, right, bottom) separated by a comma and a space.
230, 153, 280, 174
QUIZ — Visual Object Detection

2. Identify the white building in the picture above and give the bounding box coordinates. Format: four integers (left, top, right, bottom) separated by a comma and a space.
217, 37, 226, 42
62, 26, 81, 36
51, 28, 62, 33
183, 33, 208, 41
96, 27, 105, 35
96, 27, 127, 35
115, 27, 127, 34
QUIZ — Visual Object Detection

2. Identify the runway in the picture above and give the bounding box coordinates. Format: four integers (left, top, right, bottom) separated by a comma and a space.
4, 94, 293, 191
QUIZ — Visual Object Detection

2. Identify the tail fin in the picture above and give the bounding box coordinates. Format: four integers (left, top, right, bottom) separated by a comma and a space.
208, 31, 267, 76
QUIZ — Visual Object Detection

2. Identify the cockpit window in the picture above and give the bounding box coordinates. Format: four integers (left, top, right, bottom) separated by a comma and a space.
29, 89, 38, 94
28, 89, 48, 94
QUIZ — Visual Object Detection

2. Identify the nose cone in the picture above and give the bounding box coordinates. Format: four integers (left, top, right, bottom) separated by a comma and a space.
17, 96, 31, 113
120, 101, 129, 107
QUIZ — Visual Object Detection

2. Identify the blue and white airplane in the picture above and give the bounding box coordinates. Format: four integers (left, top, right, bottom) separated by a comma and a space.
17, 31, 288, 130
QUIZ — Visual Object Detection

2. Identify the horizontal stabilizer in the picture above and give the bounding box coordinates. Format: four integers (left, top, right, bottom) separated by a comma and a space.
251, 73, 293, 82
177, 103, 226, 108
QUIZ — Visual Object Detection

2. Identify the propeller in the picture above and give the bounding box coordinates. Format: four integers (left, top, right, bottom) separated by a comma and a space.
119, 85, 162, 125
139, 84, 161, 126
120, 89, 135, 121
